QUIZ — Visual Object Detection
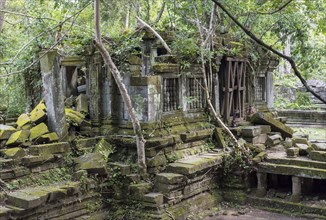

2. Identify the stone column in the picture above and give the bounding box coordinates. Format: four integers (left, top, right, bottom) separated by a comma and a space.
39, 50, 67, 140
256, 172, 267, 197
87, 53, 101, 131
266, 72, 274, 109
290, 176, 302, 202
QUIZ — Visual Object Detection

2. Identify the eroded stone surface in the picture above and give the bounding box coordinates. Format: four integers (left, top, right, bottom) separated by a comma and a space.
75, 152, 107, 175
0, 125, 16, 140
29, 123, 49, 141
6, 130, 30, 146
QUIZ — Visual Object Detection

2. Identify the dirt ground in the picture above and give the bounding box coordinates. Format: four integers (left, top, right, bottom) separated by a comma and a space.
204, 207, 310, 220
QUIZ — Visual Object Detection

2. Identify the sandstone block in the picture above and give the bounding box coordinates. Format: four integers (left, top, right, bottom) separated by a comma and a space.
29, 123, 49, 141
259, 125, 271, 134
0, 147, 26, 159
29, 142, 70, 155
76, 94, 88, 113
146, 154, 167, 168
251, 112, 293, 138
30, 109, 47, 124
75, 152, 107, 175
129, 182, 152, 198
16, 113, 31, 129
7, 191, 45, 209
109, 162, 131, 175
245, 134, 267, 144
34, 132, 59, 144
309, 151, 326, 162
0, 125, 16, 140
21, 154, 54, 167
312, 142, 326, 151
266, 134, 282, 147
156, 173, 186, 185
294, 143, 309, 156
286, 147, 299, 158
241, 126, 261, 137
30, 100, 46, 114
213, 128, 227, 149
6, 130, 30, 146
143, 193, 164, 206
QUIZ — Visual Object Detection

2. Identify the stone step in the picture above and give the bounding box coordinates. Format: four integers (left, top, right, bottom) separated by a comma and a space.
166, 151, 224, 175
258, 162, 326, 179
6, 181, 80, 210
309, 150, 326, 162
265, 152, 326, 170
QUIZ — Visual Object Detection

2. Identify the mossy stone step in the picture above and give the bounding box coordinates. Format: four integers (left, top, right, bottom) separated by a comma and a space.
129, 182, 152, 198
166, 151, 224, 175
6, 181, 80, 210
258, 162, 326, 179
309, 151, 326, 162
29, 142, 70, 156
265, 152, 326, 170
156, 173, 186, 185
0, 147, 26, 159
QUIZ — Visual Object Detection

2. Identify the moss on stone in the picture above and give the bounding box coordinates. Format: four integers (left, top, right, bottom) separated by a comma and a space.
29, 123, 49, 141
0, 147, 26, 159
30, 109, 47, 124
0, 125, 16, 140
6, 130, 30, 146
16, 113, 31, 129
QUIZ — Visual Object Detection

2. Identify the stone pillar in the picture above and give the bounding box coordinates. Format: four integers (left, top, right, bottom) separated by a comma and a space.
290, 176, 302, 202
266, 72, 274, 109
39, 50, 67, 140
87, 53, 101, 132
256, 172, 267, 197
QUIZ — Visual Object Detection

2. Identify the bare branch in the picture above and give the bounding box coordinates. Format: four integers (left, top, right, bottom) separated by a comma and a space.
258, 0, 293, 15
136, 16, 172, 54
0, 9, 57, 21
212, 0, 326, 104
151, 1, 165, 26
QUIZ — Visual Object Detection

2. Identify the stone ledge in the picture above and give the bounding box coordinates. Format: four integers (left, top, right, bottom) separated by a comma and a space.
258, 162, 326, 179
29, 142, 70, 156
166, 152, 224, 175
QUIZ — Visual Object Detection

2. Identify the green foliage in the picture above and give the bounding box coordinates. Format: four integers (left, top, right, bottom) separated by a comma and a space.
222, 146, 254, 176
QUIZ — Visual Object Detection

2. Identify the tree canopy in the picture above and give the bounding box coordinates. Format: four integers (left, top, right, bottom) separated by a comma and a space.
0, 0, 325, 114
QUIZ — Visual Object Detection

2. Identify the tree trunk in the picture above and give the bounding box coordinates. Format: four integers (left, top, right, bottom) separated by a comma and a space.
94, 0, 147, 175
0, 0, 7, 32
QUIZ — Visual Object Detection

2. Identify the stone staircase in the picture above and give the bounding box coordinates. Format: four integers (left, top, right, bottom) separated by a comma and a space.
123, 150, 225, 219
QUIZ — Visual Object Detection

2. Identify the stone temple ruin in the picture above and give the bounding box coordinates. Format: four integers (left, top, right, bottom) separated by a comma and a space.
0, 30, 325, 219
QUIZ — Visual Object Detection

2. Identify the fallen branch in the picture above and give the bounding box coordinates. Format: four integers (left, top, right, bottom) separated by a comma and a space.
136, 16, 172, 54
212, 0, 326, 104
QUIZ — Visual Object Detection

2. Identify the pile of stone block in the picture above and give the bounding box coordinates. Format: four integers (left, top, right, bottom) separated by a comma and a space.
241, 125, 270, 145
0, 181, 104, 220
64, 94, 92, 135
0, 101, 75, 182
0, 100, 59, 149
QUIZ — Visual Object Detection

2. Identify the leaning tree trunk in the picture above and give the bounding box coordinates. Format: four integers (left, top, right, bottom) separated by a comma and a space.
94, 0, 147, 175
